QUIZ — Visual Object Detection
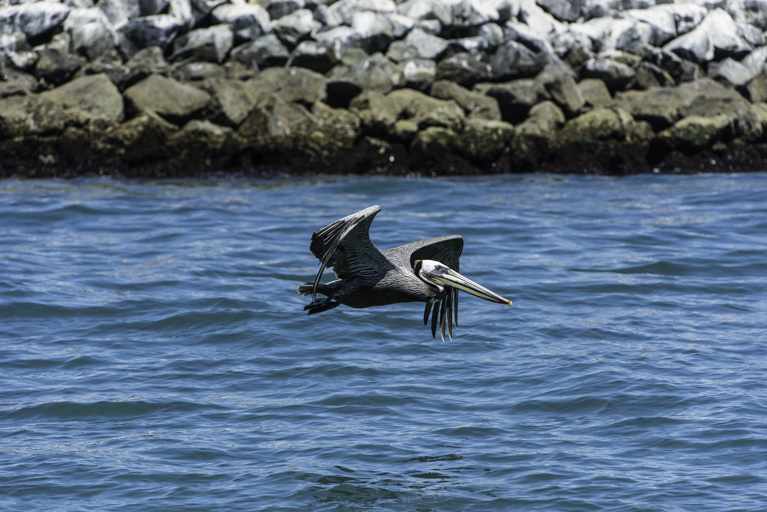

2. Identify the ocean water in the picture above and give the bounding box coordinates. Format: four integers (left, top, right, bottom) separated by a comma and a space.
1, 173, 766, 511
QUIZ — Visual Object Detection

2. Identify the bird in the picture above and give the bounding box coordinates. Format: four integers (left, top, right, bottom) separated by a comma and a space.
298, 205, 512, 341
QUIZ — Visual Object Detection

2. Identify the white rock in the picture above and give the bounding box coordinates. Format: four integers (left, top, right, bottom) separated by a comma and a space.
664, 8, 751, 64
628, 6, 677, 46
212, 4, 271, 41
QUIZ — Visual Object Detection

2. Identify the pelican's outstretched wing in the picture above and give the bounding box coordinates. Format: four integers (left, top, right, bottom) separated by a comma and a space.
308, 205, 392, 301
384, 235, 464, 341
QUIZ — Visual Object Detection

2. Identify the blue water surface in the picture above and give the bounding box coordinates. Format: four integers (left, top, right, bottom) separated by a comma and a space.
1, 173, 766, 511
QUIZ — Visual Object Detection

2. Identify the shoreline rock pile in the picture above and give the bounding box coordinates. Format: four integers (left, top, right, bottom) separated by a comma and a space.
3, 0, 767, 177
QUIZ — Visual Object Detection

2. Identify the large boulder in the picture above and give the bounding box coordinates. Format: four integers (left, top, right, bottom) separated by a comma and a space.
211, 3, 271, 43
435, 52, 491, 87
658, 114, 731, 149
615, 78, 761, 139
124, 74, 212, 125
490, 40, 548, 81
475, 79, 541, 124
430, 80, 501, 120
537, 64, 585, 118
117, 14, 184, 57
231, 34, 290, 69
171, 24, 234, 63
250, 67, 328, 106
663, 8, 751, 64
509, 100, 564, 168
34, 49, 86, 86
272, 9, 317, 48
287, 41, 339, 74
40, 73, 124, 127
0, 2, 70, 45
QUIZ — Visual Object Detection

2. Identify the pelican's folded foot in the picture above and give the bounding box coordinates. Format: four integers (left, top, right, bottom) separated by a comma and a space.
304, 299, 340, 315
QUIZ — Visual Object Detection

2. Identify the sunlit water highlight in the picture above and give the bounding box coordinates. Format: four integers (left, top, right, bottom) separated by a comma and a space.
1, 173, 766, 511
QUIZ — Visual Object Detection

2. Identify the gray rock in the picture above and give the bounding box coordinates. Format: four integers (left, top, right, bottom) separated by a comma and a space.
118, 14, 184, 57
174, 61, 226, 81
329, 51, 400, 94
510, 100, 565, 168
124, 74, 212, 125
0, 70, 39, 98
35, 49, 86, 86
266, 0, 304, 20
198, 77, 260, 126
287, 41, 338, 73
660, 3, 707, 35
211, 3, 271, 43
272, 8, 317, 48
81, 56, 131, 87
97, 111, 176, 162
582, 56, 635, 92
231, 35, 290, 69
644, 46, 701, 84
40, 73, 124, 126
252, 67, 328, 105
0, 72, 123, 138
387, 28, 448, 62
744, 70, 767, 103
351, 11, 395, 53
537, 63, 585, 118
397, 0, 436, 21
448, 22, 504, 54
708, 57, 755, 87
0, 2, 71, 43
168, 0, 196, 30
664, 8, 751, 64
0, 94, 65, 137
400, 59, 436, 91
435, 52, 491, 87
433, 0, 499, 32
558, 106, 646, 144
578, 78, 612, 108
125, 45, 168, 81
615, 77, 759, 136
69, 16, 118, 61
238, 93, 318, 150
328, 0, 396, 25
140, 0, 170, 16
315, 26, 363, 58
503, 20, 555, 56
5, 50, 39, 71
1, 33, 30, 55
490, 40, 548, 81
659, 114, 731, 148
171, 24, 234, 63
630, 61, 674, 90
628, 7, 677, 46
430, 79, 501, 120
475, 78, 541, 124
536, 0, 582, 23
96, 0, 140, 27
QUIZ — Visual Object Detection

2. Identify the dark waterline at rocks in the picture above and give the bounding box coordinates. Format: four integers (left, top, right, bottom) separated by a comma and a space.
3, 0, 767, 178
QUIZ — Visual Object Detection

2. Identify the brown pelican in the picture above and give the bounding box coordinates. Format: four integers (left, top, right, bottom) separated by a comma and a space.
298, 205, 512, 341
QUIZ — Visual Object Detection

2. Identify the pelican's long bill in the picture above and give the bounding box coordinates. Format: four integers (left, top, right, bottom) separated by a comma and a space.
419, 260, 513, 306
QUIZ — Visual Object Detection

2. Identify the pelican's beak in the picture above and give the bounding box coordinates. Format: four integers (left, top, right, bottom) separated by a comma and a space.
425, 267, 513, 306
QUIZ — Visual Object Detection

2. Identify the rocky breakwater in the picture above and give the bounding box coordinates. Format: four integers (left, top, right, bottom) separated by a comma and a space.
3, 0, 767, 177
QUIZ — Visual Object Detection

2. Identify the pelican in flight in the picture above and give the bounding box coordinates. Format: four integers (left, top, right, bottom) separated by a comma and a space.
298, 205, 512, 340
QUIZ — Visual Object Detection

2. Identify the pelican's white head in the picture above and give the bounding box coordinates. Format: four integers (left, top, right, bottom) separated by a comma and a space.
414, 259, 513, 306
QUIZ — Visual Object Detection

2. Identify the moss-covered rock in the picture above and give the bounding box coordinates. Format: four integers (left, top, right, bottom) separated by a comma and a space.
659, 114, 731, 148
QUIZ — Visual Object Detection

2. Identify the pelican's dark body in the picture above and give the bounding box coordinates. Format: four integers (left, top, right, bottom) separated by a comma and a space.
299, 205, 511, 340
311, 237, 462, 309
